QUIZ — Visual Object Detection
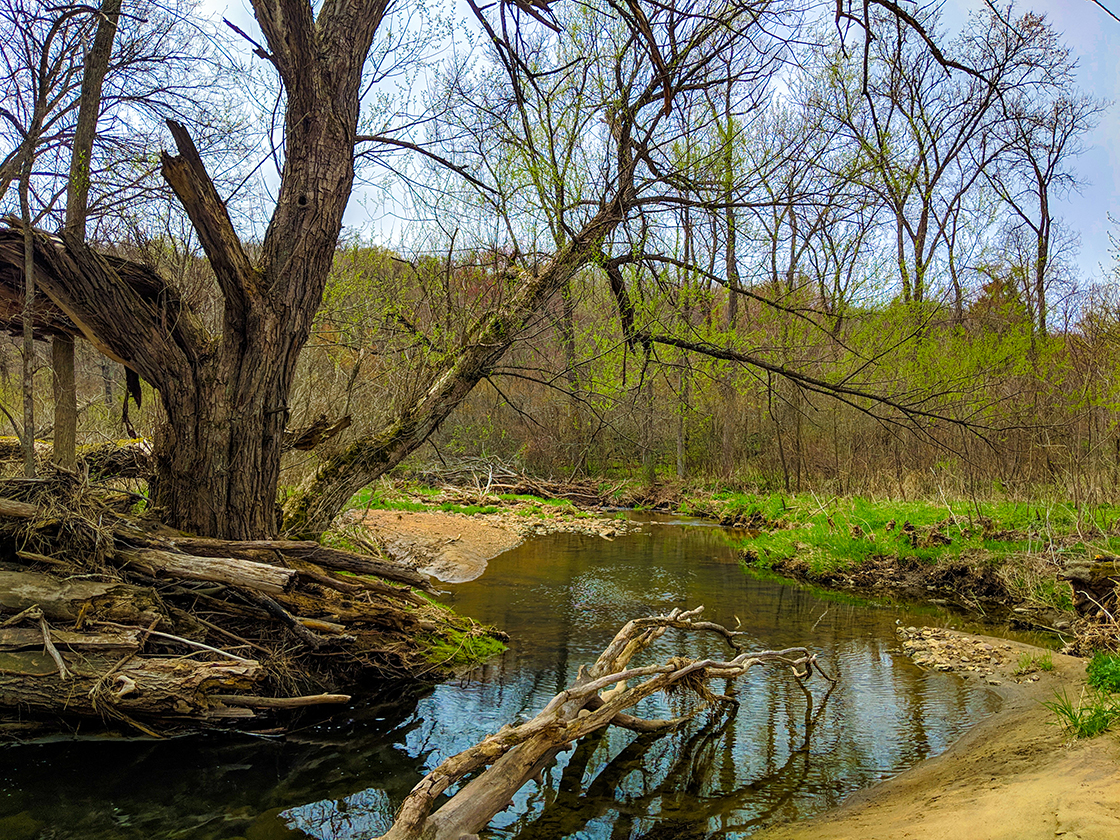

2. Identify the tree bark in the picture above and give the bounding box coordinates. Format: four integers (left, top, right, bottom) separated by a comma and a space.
0, 653, 261, 719
53, 0, 123, 471
0, 569, 165, 626
50, 335, 76, 469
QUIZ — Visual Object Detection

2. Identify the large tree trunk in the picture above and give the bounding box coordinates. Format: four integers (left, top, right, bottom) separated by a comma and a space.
21, 0, 392, 539
149, 332, 291, 538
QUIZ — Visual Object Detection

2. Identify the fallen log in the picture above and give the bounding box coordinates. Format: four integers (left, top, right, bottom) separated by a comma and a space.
0, 625, 141, 652
0, 497, 40, 519
375, 606, 827, 840
115, 548, 296, 595
0, 652, 262, 720
0, 473, 506, 736
0, 569, 165, 626
169, 536, 433, 591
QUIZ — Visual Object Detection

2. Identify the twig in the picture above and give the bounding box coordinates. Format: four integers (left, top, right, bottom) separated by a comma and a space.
39, 613, 70, 680
188, 612, 271, 655
241, 590, 331, 648
94, 621, 256, 663
0, 604, 42, 627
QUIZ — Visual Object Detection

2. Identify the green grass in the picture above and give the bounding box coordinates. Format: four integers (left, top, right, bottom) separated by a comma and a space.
726, 494, 1120, 577
497, 493, 574, 508
1087, 652, 1120, 693
419, 627, 507, 669
342, 487, 497, 516
1042, 688, 1120, 738
1013, 650, 1054, 676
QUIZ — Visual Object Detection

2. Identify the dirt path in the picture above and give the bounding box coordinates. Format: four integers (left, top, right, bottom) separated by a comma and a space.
758, 629, 1120, 840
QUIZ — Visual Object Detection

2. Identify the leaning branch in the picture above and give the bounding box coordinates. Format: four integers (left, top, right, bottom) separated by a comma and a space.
376, 606, 825, 840
160, 119, 261, 323
641, 332, 994, 437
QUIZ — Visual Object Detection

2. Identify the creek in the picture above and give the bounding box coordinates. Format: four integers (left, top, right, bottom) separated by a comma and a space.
2, 518, 1015, 839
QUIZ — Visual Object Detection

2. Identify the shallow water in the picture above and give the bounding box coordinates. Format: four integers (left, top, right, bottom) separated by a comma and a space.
2, 520, 1004, 839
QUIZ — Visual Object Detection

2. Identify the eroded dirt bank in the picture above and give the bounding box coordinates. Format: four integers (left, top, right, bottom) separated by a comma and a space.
346, 505, 634, 582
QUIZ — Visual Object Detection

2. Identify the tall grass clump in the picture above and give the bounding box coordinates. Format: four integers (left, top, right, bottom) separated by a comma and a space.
1042, 689, 1120, 738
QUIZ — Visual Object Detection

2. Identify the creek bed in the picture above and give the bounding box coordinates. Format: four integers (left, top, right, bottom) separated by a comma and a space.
2, 518, 1020, 839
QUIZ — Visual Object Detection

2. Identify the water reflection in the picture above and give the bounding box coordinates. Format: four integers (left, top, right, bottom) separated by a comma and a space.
1, 521, 1000, 839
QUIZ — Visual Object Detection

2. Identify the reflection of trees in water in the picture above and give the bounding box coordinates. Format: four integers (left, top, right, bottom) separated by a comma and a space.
507, 679, 835, 840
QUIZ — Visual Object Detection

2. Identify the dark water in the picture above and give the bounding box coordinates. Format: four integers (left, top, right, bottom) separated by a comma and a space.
1, 520, 1005, 840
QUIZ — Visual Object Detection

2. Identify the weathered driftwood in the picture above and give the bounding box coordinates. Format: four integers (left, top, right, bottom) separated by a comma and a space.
1061, 558, 1119, 619
0, 653, 261, 719
376, 606, 824, 840
0, 569, 164, 626
0, 625, 141, 651
115, 547, 296, 595
169, 536, 432, 591
0, 497, 40, 519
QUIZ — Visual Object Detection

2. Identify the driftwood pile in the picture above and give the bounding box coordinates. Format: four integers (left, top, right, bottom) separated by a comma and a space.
376, 606, 830, 840
0, 471, 502, 737
1060, 557, 1120, 655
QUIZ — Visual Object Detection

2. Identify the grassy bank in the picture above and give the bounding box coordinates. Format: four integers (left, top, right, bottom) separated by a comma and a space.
676, 491, 1120, 614
344, 476, 1117, 619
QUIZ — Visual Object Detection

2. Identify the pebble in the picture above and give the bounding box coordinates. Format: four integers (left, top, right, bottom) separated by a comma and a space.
896, 625, 1010, 677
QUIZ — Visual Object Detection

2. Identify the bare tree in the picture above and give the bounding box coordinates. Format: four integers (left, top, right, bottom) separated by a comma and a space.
986, 94, 1104, 334
51, 0, 125, 470
823, 7, 1071, 305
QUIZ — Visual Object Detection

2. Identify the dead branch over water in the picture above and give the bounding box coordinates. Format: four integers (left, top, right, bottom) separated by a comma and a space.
377, 606, 830, 840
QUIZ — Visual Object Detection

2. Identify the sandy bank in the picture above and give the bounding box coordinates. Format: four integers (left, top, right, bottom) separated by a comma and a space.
757, 630, 1120, 840
347, 506, 633, 582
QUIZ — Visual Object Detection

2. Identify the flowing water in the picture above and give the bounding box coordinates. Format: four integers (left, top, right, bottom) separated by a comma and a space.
2, 519, 1012, 840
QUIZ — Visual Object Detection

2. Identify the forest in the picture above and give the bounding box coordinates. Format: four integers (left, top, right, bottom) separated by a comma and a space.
0, 0, 1113, 529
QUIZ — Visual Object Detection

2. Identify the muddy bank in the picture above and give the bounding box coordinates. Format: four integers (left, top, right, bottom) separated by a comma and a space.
752, 552, 1075, 633
346, 505, 636, 582
756, 628, 1120, 840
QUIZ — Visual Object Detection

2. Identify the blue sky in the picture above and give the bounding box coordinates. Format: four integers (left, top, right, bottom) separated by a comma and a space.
941, 0, 1120, 284
210, 0, 1119, 285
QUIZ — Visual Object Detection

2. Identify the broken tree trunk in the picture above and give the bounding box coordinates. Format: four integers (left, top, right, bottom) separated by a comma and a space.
1061, 558, 1119, 619
376, 606, 826, 840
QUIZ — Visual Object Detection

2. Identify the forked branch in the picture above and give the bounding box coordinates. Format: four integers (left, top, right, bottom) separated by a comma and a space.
376, 606, 827, 840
